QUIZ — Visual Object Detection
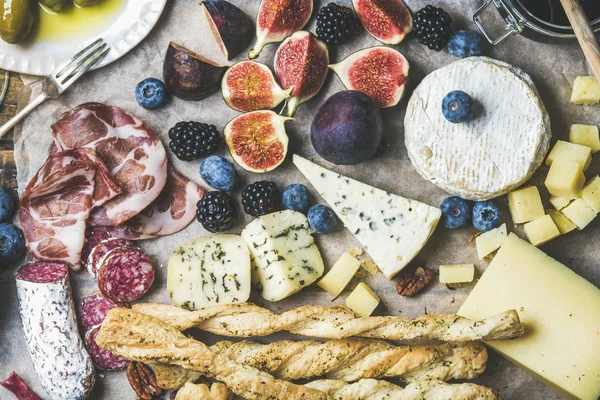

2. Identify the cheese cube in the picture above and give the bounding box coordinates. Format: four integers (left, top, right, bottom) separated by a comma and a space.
459, 234, 600, 400
544, 160, 585, 199
475, 223, 508, 259
581, 176, 600, 212
346, 282, 379, 317
549, 196, 571, 211
507, 186, 545, 224
439, 264, 475, 284
561, 198, 597, 230
569, 124, 600, 153
546, 209, 577, 234
523, 215, 560, 246
317, 252, 361, 296
545, 140, 592, 171
571, 76, 600, 104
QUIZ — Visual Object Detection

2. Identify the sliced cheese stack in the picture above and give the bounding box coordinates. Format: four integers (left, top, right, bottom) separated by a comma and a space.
459, 234, 600, 400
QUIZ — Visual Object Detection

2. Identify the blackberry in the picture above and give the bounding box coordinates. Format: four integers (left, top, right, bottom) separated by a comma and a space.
242, 181, 280, 217
196, 191, 237, 233
315, 3, 361, 45
413, 5, 452, 51
168, 121, 221, 161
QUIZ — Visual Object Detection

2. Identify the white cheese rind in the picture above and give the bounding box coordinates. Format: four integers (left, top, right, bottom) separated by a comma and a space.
241, 210, 324, 302
404, 57, 551, 200
294, 155, 441, 279
168, 235, 251, 310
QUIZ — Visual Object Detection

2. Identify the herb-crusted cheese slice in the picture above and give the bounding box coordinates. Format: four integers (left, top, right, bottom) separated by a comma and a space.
167, 234, 251, 310
293, 155, 441, 279
241, 210, 324, 302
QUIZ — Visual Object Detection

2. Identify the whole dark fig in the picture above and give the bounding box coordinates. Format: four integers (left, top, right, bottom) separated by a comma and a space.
311, 91, 383, 165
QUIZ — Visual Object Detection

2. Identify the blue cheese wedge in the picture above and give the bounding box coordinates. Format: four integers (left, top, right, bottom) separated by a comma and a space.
241, 210, 324, 301
168, 235, 251, 310
293, 155, 441, 279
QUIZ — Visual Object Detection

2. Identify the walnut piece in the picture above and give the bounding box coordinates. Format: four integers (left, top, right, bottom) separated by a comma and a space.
394, 267, 433, 296
126, 361, 162, 400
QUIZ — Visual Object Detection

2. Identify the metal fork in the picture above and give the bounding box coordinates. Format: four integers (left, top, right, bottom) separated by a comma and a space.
0, 38, 110, 139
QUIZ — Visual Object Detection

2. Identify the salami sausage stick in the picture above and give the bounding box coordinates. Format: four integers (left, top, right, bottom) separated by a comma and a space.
0, 372, 42, 400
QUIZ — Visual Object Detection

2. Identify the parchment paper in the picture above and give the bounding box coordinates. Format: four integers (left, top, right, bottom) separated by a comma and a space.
2, 1, 599, 399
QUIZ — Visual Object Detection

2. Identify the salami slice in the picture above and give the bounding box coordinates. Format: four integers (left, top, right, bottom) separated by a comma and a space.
16, 262, 95, 400
84, 326, 130, 370
97, 247, 155, 302
81, 229, 112, 267
87, 238, 137, 278
0, 372, 43, 400
78, 292, 124, 333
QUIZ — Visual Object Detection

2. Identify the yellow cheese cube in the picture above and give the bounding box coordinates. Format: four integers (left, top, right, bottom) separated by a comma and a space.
346, 282, 379, 317
581, 176, 600, 213
523, 215, 560, 246
549, 196, 571, 211
459, 234, 600, 400
546, 209, 577, 234
561, 198, 597, 230
545, 140, 592, 170
544, 160, 585, 199
439, 264, 474, 284
475, 223, 508, 259
571, 76, 600, 104
317, 252, 361, 296
507, 186, 545, 224
569, 124, 600, 153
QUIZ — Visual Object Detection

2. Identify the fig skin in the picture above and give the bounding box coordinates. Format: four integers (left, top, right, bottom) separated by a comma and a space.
352, 0, 412, 45
163, 42, 226, 101
201, 0, 253, 60
311, 90, 383, 165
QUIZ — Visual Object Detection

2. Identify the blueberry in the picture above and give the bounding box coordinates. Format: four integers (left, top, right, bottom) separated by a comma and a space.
200, 156, 237, 191
440, 196, 471, 229
135, 78, 168, 110
442, 90, 474, 123
472, 201, 501, 232
448, 30, 484, 58
0, 223, 26, 266
282, 184, 311, 212
308, 204, 337, 234
0, 187, 15, 223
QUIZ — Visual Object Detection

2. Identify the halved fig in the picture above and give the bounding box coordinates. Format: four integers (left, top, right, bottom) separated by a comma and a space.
248, 0, 313, 59
329, 46, 409, 108
224, 110, 291, 173
274, 31, 329, 117
201, 0, 253, 60
163, 42, 226, 101
222, 61, 292, 112
352, 0, 412, 45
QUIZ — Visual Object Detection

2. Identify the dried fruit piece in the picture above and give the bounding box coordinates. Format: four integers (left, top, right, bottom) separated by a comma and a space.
274, 31, 329, 117
224, 110, 291, 173
248, 0, 313, 59
395, 266, 433, 296
163, 42, 226, 101
222, 61, 291, 112
201, 0, 253, 60
127, 362, 162, 400
352, 0, 412, 44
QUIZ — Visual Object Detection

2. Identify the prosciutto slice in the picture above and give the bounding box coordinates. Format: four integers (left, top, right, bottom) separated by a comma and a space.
51, 103, 168, 226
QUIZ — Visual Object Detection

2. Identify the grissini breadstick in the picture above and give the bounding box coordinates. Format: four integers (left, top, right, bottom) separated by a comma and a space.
153, 339, 487, 389
174, 382, 233, 400
96, 308, 330, 400
132, 302, 524, 341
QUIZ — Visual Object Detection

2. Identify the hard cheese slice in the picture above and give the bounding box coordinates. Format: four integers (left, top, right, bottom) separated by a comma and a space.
458, 234, 600, 400
294, 155, 441, 278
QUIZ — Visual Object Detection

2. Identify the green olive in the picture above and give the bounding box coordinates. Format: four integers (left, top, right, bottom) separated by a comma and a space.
74, 0, 102, 6
39, 0, 69, 12
0, 0, 35, 44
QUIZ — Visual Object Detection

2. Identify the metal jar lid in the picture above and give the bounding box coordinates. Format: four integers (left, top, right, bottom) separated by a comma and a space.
474, 0, 600, 45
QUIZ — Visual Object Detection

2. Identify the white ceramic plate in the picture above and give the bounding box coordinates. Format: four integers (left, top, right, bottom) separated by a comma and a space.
0, 0, 167, 76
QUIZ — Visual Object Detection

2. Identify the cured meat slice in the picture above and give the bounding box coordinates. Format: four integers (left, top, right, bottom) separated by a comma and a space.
86, 238, 137, 278
16, 262, 95, 399
20, 153, 97, 268
80, 228, 112, 266
78, 292, 124, 333
51, 103, 168, 226
0, 372, 43, 400
84, 326, 130, 370
97, 247, 155, 302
